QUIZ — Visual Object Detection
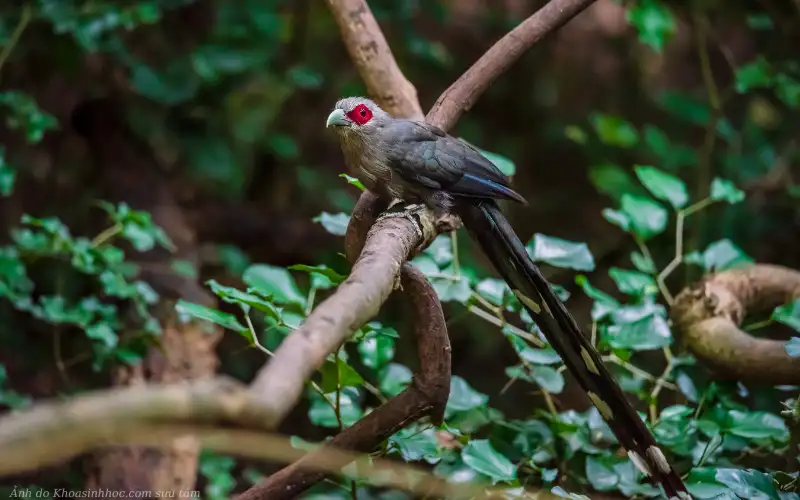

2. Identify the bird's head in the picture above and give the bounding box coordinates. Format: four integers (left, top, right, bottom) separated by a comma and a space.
326, 97, 390, 140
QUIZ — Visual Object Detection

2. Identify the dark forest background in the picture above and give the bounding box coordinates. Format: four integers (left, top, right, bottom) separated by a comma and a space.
0, 1, 798, 499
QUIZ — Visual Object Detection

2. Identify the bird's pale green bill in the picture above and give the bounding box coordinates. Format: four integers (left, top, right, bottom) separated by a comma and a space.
326, 108, 349, 128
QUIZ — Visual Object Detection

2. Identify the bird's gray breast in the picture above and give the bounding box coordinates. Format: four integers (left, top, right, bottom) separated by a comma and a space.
340, 132, 404, 200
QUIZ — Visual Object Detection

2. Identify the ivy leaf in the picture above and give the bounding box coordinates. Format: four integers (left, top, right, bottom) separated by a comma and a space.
735, 57, 773, 93
772, 299, 800, 333
626, 0, 676, 52
602, 208, 631, 232
446, 376, 489, 415
320, 357, 365, 392
339, 173, 365, 191
432, 276, 473, 304
726, 411, 789, 441
243, 264, 305, 306
476, 278, 508, 306
528, 234, 595, 271
308, 390, 363, 428
288, 264, 346, 289
785, 337, 800, 357
389, 426, 440, 464
590, 113, 639, 148
358, 335, 395, 369
710, 178, 745, 204
506, 365, 565, 393
608, 268, 657, 296
175, 300, 247, 332
518, 347, 562, 365
607, 314, 672, 350
585, 456, 619, 491
575, 275, 620, 320
0, 150, 14, 196
620, 194, 668, 240
686, 239, 753, 272
634, 165, 688, 209
714, 468, 782, 500
206, 279, 280, 320
313, 212, 350, 236
461, 439, 517, 484
379, 363, 413, 397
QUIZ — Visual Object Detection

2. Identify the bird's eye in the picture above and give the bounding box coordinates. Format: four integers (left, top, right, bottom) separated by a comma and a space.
359, 108, 367, 117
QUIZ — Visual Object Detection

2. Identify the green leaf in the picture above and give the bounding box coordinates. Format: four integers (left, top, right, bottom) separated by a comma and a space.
358, 335, 394, 369
785, 337, 800, 357
687, 239, 753, 271
308, 390, 363, 428
590, 113, 639, 148
131, 61, 200, 105
339, 173, 365, 191
634, 165, 688, 209
575, 275, 620, 320
715, 468, 782, 500
626, 0, 676, 52
175, 300, 247, 332
586, 456, 619, 491
518, 347, 562, 365
206, 279, 280, 320
601, 208, 631, 232
506, 365, 565, 393
243, 264, 305, 306
564, 125, 587, 144
735, 57, 773, 93
389, 426, 440, 464
0, 150, 14, 196
85, 323, 118, 349
727, 410, 789, 441
620, 194, 668, 240
608, 268, 657, 296
476, 278, 508, 306
379, 363, 412, 397
710, 178, 745, 204
528, 234, 595, 271
772, 299, 800, 333
446, 376, 488, 414
607, 314, 672, 350
588, 163, 639, 201
313, 212, 350, 236
288, 264, 346, 289
320, 357, 365, 392
630, 250, 656, 274
461, 439, 517, 484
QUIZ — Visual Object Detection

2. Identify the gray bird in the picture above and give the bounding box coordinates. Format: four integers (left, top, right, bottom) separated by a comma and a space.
327, 97, 690, 499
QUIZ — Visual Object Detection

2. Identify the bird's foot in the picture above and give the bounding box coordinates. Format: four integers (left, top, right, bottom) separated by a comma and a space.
375, 200, 425, 239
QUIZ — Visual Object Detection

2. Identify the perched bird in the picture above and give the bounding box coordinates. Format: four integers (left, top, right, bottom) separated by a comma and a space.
326, 97, 690, 499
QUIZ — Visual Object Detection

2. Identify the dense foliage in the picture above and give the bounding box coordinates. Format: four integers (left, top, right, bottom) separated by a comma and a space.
0, 1, 798, 499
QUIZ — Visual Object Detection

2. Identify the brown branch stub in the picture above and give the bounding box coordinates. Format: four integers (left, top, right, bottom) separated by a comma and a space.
325, 0, 424, 120
426, 0, 600, 130
672, 264, 800, 385
237, 265, 451, 500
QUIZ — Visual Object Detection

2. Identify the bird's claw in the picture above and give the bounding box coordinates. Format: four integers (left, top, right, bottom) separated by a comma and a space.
375, 202, 425, 240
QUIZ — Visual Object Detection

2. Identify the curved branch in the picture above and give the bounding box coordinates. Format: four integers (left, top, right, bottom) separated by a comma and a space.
672, 264, 800, 385
238, 265, 451, 500
426, 0, 599, 130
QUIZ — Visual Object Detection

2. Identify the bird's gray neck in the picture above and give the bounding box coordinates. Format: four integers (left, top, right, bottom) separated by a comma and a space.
337, 131, 390, 194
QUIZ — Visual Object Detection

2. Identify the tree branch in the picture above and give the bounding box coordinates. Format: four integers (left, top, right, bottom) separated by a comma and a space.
237, 265, 451, 500
672, 264, 800, 385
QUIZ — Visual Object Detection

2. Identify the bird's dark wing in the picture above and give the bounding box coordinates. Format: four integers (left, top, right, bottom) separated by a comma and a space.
382, 120, 526, 204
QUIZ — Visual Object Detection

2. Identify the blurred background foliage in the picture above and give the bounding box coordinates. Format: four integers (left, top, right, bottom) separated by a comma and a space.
0, 0, 799, 499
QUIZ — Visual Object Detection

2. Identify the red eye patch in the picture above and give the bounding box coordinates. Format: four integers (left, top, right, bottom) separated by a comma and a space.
346, 104, 373, 125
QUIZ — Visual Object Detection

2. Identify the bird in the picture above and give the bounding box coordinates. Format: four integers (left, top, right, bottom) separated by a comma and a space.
326, 97, 691, 499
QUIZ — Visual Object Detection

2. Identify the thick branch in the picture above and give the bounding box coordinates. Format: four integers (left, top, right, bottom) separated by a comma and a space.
0, 378, 270, 475
426, 0, 599, 130
238, 265, 451, 500
672, 264, 800, 385
325, 0, 424, 120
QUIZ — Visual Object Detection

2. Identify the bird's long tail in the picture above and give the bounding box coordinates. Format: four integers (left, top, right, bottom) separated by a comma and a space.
458, 200, 690, 499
